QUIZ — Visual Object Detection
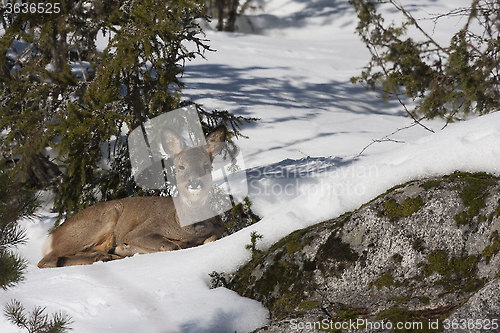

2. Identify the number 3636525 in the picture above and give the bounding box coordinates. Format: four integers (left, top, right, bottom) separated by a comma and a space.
443, 318, 498, 330
3, 2, 61, 14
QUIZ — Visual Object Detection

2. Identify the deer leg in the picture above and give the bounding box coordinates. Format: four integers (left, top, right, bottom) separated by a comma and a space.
111, 233, 183, 258
56, 251, 122, 267
38, 251, 121, 268
37, 252, 59, 268
203, 235, 218, 244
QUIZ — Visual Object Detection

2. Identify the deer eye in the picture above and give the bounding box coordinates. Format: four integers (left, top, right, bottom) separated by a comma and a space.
178, 165, 185, 170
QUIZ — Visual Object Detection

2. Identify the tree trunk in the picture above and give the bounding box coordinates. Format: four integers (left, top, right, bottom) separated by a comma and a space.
0, 51, 11, 79
216, 0, 225, 31
26, 154, 62, 188
51, 20, 67, 76
225, 0, 239, 32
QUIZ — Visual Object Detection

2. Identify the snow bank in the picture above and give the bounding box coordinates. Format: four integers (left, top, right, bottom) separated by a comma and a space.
2, 111, 499, 333
1, 0, 498, 332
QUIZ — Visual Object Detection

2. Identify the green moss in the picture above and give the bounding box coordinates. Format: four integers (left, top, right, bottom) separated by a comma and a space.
370, 269, 403, 290
494, 199, 500, 216
443, 171, 495, 181
254, 261, 298, 296
274, 250, 284, 262
421, 250, 449, 276
393, 253, 403, 263
337, 211, 354, 228
371, 270, 396, 290
319, 235, 358, 261
482, 231, 500, 264
231, 258, 260, 299
268, 228, 312, 255
298, 300, 320, 310
335, 306, 366, 320
420, 180, 442, 190
419, 250, 485, 294
315, 234, 359, 277
412, 238, 425, 253
381, 196, 425, 220
393, 296, 411, 304
231, 219, 354, 320
451, 173, 497, 226
418, 296, 431, 305
447, 173, 498, 199
488, 198, 500, 222
248, 259, 315, 319
272, 293, 303, 318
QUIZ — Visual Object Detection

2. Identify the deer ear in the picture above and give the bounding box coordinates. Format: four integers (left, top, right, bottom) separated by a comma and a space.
161, 128, 186, 156
206, 125, 227, 158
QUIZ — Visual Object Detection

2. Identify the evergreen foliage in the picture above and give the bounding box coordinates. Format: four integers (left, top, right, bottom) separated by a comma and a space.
221, 195, 260, 237
0, 0, 257, 222
0, 161, 39, 290
350, 0, 500, 121
4, 299, 72, 333
245, 230, 263, 260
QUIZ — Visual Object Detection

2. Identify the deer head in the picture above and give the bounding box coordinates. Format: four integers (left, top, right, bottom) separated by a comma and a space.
162, 125, 227, 224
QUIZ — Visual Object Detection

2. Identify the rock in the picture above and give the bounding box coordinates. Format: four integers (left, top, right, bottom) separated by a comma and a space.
228, 172, 500, 332
444, 277, 500, 333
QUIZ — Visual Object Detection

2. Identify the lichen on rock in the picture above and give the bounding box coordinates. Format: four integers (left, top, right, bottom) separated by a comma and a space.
228, 172, 500, 332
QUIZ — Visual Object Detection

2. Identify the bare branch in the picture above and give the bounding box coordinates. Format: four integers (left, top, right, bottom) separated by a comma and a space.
357, 121, 421, 157
390, 0, 449, 54
372, 47, 435, 133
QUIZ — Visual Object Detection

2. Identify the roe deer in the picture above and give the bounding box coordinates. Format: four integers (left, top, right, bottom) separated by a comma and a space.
38, 125, 227, 268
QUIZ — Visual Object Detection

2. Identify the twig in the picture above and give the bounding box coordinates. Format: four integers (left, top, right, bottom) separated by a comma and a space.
357, 121, 420, 157
372, 47, 435, 134
391, 0, 448, 54
11, 43, 35, 69
441, 101, 465, 130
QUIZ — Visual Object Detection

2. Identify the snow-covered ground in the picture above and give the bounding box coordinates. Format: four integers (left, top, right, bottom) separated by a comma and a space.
2, 0, 498, 332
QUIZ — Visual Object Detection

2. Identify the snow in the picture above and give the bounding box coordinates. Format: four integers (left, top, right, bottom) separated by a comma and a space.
1, 0, 497, 332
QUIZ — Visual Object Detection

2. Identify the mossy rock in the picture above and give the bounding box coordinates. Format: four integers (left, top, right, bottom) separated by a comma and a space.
482, 231, 500, 264
379, 196, 425, 220
453, 174, 497, 226
231, 172, 500, 332
420, 179, 442, 190
369, 269, 400, 290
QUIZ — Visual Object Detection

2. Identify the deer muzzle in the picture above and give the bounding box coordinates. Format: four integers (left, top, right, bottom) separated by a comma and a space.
186, 180, 204, 194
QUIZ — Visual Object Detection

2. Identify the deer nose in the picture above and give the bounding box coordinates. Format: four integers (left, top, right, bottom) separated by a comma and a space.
186, 180, 203, 194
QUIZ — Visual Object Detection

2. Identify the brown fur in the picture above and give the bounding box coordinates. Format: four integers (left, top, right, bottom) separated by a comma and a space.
38, 126, 226, 268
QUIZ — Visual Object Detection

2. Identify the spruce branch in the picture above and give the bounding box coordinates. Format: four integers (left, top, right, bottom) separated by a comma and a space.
4, 300, 73, 333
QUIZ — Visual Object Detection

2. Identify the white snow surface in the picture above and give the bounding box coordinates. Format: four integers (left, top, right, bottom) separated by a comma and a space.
1, 0, 498, 332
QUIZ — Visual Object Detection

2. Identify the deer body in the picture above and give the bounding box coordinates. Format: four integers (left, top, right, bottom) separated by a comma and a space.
38, 125, 226, 268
